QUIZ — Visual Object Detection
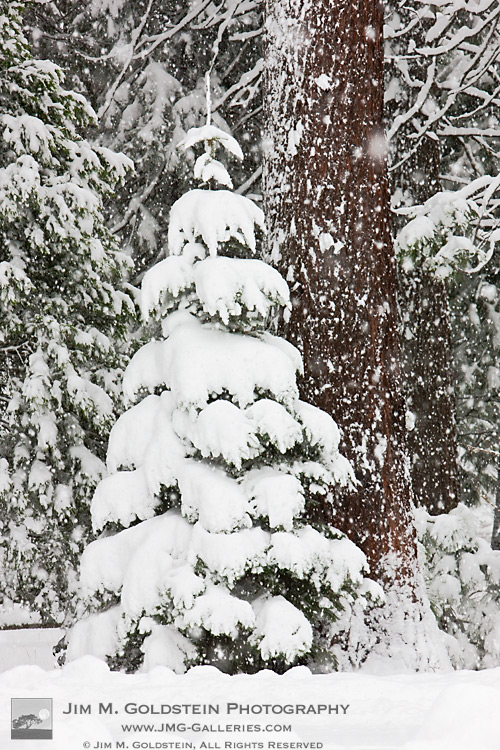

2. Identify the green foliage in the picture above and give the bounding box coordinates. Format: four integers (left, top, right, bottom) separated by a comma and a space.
0, 0, 137, 624
23, 0, 263, 274
395, 188, 488, 281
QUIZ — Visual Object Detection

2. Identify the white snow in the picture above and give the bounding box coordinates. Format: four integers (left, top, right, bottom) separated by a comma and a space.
246, 399, 303, 453
1, 114, 55, 159
168, 189, 265, 256
395, 183, 495, 278
172, 401, 260, 469
91, 467, 157, 531
28, 460, 52, 490
397, 215, 436, 250
253, 595, 313, 660
178, 124, 244, 160
287, 120, 304, 156
79, 511, 192, 600
182, 584, 255, 637
244, 468, 305, 530
141, 255, 289, 325
194, 153, 233, 188
140, 255, 194, 317
190, 523, 269, 585
177, 460, 251, 532
0, 628, 62, 671
268, 528, 366, 593
192, 256, 290, 324
66, 370, 114, 424
67, 609, 121, 663
315, 74, 331, 90
106, 392, 186, 478
294, 400, 341, 455
2, 646, 500, 749
122, 318, 300, 409
140, 620, 197, 673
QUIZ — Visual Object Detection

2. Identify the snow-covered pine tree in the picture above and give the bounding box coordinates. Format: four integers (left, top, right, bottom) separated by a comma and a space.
0, 1, 136, 624
67, 122, 381, 674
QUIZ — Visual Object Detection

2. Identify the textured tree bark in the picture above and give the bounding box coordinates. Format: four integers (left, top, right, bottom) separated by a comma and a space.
394, 136, 459, 515
263, 0, 418, 584
400, 268, 459, 515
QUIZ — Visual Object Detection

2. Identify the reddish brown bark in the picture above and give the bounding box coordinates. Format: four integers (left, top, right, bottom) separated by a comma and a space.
263, 0, 418, 583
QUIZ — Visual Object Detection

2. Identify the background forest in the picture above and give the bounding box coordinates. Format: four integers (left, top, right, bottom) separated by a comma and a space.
2, 0, 500, 674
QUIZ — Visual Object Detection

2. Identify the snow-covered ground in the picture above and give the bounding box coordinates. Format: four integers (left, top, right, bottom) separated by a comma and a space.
1, 629, 500, 750
0, 628, 63, 672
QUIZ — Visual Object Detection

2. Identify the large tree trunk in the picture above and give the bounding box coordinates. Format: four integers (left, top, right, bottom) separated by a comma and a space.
389, 63, 459, 516
262, 0, 451, 670
400, 266, 459, 515
263, 0, 417, 584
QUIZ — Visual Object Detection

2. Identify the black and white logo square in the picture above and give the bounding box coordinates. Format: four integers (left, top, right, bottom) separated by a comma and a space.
11, 698, 53, 740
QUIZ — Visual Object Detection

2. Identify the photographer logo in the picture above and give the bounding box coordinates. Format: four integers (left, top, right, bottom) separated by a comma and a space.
11, 698, 53, 740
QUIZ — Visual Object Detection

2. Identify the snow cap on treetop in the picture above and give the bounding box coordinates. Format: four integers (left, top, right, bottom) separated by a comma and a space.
163, 119, 266, 259
177, 124, 244, 160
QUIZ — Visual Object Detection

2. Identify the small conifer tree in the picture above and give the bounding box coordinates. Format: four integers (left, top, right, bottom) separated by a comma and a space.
68, 118, 381, 673
0, 1, 136, 624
